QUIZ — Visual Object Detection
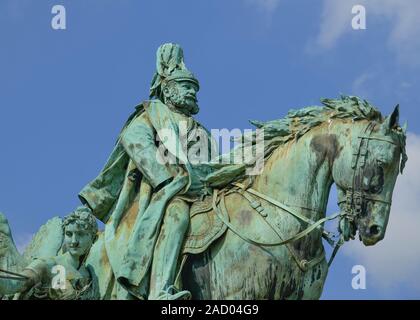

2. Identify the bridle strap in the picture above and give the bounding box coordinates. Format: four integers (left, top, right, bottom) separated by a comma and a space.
233, 183, 316, 226
346, 122, 396, 218
336, 121, 397, 250
337, 193, 392, 206
327, 236, 344, 267
212, 184, 343, 271
233, 182, 337, 243
350, 123, 376, 219
358, 136, 400, 146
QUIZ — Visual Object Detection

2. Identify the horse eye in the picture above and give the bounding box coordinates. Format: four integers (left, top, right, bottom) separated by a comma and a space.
369, 169, 384, 194
376, 159, 385, 166
370, 184, 383, 194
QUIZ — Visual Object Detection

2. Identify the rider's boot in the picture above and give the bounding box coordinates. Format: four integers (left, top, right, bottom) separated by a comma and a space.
148, 198, 191, 300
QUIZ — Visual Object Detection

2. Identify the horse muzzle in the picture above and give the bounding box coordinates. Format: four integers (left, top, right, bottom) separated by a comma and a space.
359, 222, 385, 246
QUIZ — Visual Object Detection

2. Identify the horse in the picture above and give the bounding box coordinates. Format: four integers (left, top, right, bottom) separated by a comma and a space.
83, 96, 406, 299
179, 97, 407, 299
1, 96, 407, 300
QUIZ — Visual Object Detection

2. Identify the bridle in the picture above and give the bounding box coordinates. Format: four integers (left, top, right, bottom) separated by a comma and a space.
330, 121, 403, 264
212, 121, 404, 271
337, 122, 400, 237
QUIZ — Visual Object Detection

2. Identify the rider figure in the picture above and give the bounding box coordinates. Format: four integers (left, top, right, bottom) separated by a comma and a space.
78, 43, 215, 300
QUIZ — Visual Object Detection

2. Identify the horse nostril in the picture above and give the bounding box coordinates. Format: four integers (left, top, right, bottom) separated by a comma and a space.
369, 225, 380, 236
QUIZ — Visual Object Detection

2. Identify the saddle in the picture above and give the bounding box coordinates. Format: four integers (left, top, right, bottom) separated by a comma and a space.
181, 182, 334, 272
181, 194, 228, 255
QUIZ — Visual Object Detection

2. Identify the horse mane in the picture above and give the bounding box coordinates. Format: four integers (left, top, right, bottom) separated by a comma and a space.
249, 95, 383, 148
204, 95, 406, 187
230, 97, 385, 163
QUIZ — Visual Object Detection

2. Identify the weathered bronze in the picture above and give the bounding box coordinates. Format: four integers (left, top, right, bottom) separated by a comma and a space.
0, 207, 99, 299
0, 43, 407, 300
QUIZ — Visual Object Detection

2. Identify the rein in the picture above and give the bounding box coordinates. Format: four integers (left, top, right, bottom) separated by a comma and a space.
212, 183, 344, 272
211, 121, 401, 271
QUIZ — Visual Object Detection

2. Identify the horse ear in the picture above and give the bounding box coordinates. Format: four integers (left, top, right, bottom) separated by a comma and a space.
381, 104, 399, 134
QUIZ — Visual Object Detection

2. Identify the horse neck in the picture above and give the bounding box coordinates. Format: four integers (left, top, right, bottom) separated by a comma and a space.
252, 124, 338, 222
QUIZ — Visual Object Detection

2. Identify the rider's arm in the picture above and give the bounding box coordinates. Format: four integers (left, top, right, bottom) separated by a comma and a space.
120, 112, 174, 190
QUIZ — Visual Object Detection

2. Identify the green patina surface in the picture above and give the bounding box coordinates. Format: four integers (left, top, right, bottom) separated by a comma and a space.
0, 43, 407, 300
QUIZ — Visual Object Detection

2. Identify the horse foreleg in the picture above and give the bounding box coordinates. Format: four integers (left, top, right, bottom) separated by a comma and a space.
185, 231, 292, 300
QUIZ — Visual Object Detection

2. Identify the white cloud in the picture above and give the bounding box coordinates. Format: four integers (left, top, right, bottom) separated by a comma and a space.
314, 1, 355, 50
343, 132, 420, 293
351, 72, 375, 97
313, 0, 420, 66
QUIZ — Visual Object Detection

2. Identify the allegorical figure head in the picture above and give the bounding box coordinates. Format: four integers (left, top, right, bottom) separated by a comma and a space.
62, 206, 98, 260
0, 206, 99, 300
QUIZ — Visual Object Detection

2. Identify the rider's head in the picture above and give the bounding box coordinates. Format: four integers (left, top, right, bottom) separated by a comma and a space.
162, 69, 200, 115
62, 206, 98, 259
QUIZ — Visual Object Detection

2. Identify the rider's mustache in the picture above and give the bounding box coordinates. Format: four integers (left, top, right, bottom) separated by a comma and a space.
184, 94, 197, 101
184, 93, 197, 99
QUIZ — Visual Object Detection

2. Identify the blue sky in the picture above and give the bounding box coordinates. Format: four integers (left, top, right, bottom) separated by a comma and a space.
1, 0, 420, 299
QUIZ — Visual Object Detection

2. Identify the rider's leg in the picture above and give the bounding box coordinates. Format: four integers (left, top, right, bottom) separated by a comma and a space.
148, 198, 190, 300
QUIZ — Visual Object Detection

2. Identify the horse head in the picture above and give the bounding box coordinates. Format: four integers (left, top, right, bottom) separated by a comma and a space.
332, 105, 407, 246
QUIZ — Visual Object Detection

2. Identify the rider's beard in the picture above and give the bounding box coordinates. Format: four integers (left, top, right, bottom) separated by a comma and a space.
167, 89, 199, 115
